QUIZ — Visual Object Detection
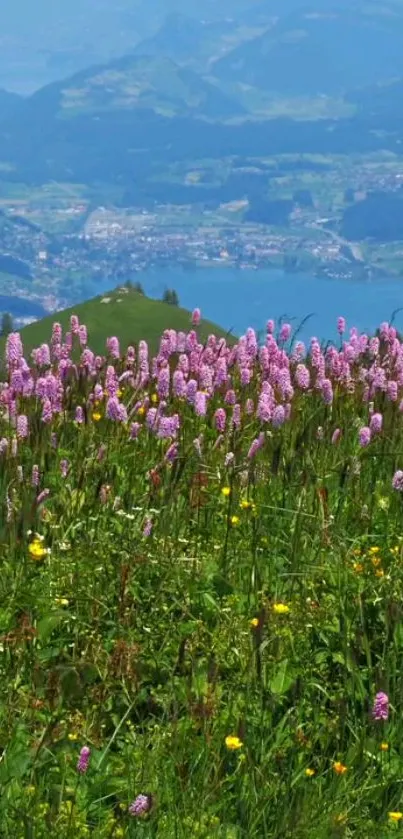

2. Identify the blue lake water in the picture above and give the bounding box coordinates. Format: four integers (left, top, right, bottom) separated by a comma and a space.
135, 266, 403, 342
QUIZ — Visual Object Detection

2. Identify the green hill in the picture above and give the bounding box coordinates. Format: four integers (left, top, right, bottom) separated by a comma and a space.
15, 287, 232, 355
12, 53, 243, 123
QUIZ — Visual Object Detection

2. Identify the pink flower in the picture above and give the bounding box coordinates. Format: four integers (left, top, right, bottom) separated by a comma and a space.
279, 323, 292, 343
5, 333, 23, 366
387, 381, 398, 402
107, 336, 120, 359
79, 325, 88, 347
70, 315, 80, 335
129, 794, 152, 817
359, 427, 371, 447
372, 692, 389, 721
272, 405, 286, 428
337, 316, 346, 335
195, 391, 207, 417
36, 489, 50, 507
143, 518, 153, 537
392, 470, 403, 491
369, 413, 383, 434
192, 308, 201, 326
320, 379, 333, 405
16, 415, 29, 439
157, 367, 170, 399
331, 428, 341, 445
248, 433, 264, 460
77, 746, 91, 774
295, 365, 310, 390
214, 408, 226, 433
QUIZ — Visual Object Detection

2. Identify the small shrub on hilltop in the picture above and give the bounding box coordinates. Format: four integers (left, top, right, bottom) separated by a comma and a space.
1, 311, 403, 836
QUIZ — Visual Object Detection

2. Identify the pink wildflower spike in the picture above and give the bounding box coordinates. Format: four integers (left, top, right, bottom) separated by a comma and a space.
337, 316, 346, 335
359, 427, 371, 447
77, 745, 91, 774
392, 470, 403, 491
129, 794, 152, 817
372, 692, 389, 721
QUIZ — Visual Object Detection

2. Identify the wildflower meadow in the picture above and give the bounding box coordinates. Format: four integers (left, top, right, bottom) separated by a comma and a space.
2, 310, 403, 837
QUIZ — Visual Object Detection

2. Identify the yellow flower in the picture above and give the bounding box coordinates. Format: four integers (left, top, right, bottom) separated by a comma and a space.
380, 742, 389, 751
369, 546, 380, 555
353, 562, 364, 573
333, 761, 347, 775
68, 732, 78, 742
55, 598, 69, 607
305, 768, 315, 777
221, 487, 231, 497
371, 556, 382, 567
225, 735, 243, 751
117, 389, 123, 398
389, 812, 403, 823
240, 499, 252, 510
92, 412, 102, 422
375, 569, 385, 578
151, 393, 158, 404
137, 406, 145, 417
230, 515, 240, 526
250, 617, 259, 628
273, 603, 290, 615
28, 538, 49, 562
391, 545, 399, 555
334, 813, 348, 826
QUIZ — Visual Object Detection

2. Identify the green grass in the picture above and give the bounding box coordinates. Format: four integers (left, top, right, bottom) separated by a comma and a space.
16, 288, 232, 355
2, 316, 403, 837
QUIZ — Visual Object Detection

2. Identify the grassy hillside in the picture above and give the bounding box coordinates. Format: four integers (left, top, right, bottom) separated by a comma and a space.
55, 55, 244, 119
16, 287, 233, 354
2, 314, 403, 835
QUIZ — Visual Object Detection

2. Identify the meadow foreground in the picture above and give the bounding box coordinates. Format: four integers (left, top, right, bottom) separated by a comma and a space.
1, 312, 403, 837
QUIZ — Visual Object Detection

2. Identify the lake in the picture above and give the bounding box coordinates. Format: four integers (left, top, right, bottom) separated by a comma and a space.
134, 266, 403, 342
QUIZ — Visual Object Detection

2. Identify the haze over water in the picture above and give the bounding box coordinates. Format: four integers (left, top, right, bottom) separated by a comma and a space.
138, 267, 403, 341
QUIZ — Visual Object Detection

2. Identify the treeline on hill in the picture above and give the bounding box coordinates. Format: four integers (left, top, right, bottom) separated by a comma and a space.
341, 190, 403, 241
0, 103, 402, 186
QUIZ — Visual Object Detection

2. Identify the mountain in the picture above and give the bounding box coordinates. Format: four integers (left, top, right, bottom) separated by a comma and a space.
43, 54, 244, 120
133, 14, 240, 70
132, 10, 271, 73
0, 0, 262, 94
2, 6, 403, 192
13, 286, 232, 355
0, 89, 22, 120
346, 77, 403, 120
212, 2, 403, 96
